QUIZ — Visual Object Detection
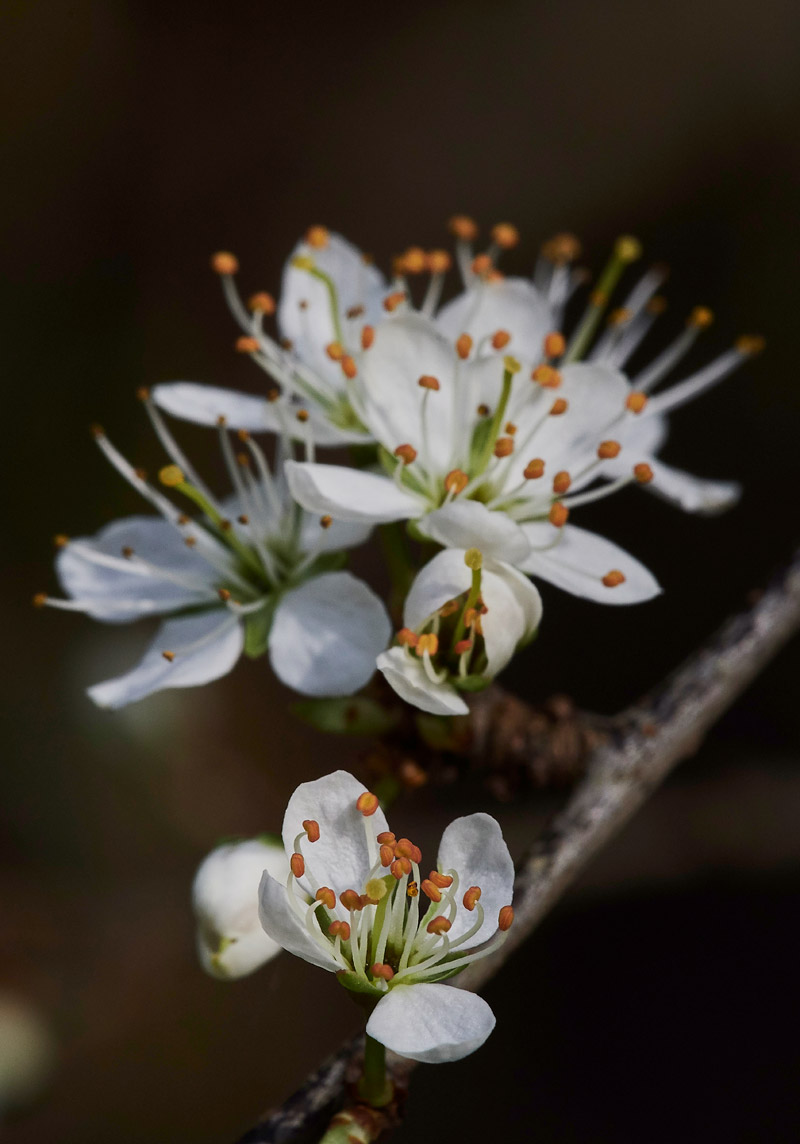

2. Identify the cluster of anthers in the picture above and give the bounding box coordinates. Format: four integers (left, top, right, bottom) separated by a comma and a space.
279, 791, 513, 994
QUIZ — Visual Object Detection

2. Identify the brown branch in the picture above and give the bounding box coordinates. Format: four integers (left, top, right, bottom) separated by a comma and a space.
237, 549, 800, 1144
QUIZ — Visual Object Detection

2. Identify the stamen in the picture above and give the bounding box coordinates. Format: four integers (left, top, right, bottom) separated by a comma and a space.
341, 355, 357, 379
634, 463, 654, 483
401, 246, 427, 274
597, 440, 621, 459
552, 470, 571, 494
602, 570, 626, 588
491, 329, 511, 349
315, 887, 336, 910
524, 458, 545, 479
491, 223, 519, 249
395, 839, 422, 863
380, 844, 395, 867
377, 832, 396, 845
626, 392, 648, 413
407, 881, 419, 898
397, 628, 419, 647
248, 292, 276, 314
361, 325, 375, 349
428, 871, 453, 889
549, 502, 569, 527
329, 920, 350, 940
394, 444, 418, 465
305, 226, 330, 249
444, 469, 468, 494
162, 650, 175, 662
211, 251, 238, 275
416, 633, 439, 657
427, 250, 451, 274
340, 890, 362, 912
371, 963, 395, 981
494, 437, 514, 457
303, 819, 320, 842
532, 365, 562, 388
426, 917, 452, 935
456, 333, 473, 360
383, 291, 407, 312
471, 253, 493, 277
290, 853, 305, 877
391, 857, 412, 879
544, 331, 566, 359
235, 335, 260, 354
448, 215, 478, 241
325, 342, 344, 360
418, 374, 440, 391
463, 886, 482, 911
356, 791, 380, 817
420, 879, 442, 902
550, 398, 568, 415
498, 906, 514, 931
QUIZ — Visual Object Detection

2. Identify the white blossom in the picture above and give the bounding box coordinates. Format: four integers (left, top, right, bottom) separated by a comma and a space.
193, 837, 288, 979
258, 771, 515, 1063
39, 396, 390, 707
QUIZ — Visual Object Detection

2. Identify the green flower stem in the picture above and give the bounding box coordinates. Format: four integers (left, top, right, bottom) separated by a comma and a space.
357, 1034, 393, 1108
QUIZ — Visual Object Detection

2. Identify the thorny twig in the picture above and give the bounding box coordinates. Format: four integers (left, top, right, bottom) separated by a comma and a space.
237, 549, 800, 1144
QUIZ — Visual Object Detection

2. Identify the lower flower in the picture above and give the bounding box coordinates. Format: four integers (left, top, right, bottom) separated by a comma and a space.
258, 770, 515, 1063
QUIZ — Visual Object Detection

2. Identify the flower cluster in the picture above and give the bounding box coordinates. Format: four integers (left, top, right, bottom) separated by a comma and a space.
41, 217, 761, 713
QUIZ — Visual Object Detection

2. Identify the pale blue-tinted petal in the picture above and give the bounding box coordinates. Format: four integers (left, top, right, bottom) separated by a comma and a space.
286, 461, 422, 523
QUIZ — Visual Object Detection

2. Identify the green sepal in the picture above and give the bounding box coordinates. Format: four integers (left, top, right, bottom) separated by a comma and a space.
292, 696, 400, 737
243, 599, 277, 659
452, 673, 491, 692
469, 417, 494, 467
305, 550, 347, 576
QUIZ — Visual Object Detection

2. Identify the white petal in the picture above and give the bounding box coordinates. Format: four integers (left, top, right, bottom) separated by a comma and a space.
366, 983, 495, 1063
436, 813, 514, 950
403, 549, 472, 629
151, 382, 354, 447
416, 501, 531, 564
57, 516, 216, 621
377, 648, 468, 717
436, 277, 553, 361
286, 461, 422, 523
518, 522, 661, 604
359, 314, 457, 456
193, 838, 288, 979
278, 232, 386, 389
87, 611, 243, 709
258, 872, 339, 971
281, 771, 389, 898
485, 560, 543, 639
269, 572, 391, 696
641, 460, 741, 514
519, 363, 630, 469
298, 513, 372, 555
479, 562, 538, 673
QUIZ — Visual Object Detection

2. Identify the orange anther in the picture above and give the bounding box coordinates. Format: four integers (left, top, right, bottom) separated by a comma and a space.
426, 917, 452, 935
634, 462, 654, 484
329, 920, 350, 941
136, 386, 150, 402
267, 388, 280, 402
161, 650, 175, 663
235, 336, 260, 354
689, 306, 713, 328
608, 307, 632, 327
380, 844, 395, 867
427, 249, 452, 274
371, 963, 395, 981
428, 870, 453, 888
491, 222, 519, 249
391, 857, 412, 879
296, 409, 309, 423
549, 502, 569, 528
626, 392, 648, 413
32, 593, 47, 608
396, 628, 419, 647
395, 839, 422, 864
341, 355, 357, 379
736, 335, 766, 356
463, 886, 482, 911
402, 246, 427, 274
456, 333, 473, 360
597, 440, 621, 459
524, 458, 545, 480
602, 570, 626, 588
647, 295, 668, 315
494, 436, 514, 458
418, 374, 440, 391
305, 226, 329, 249
448, 215, 478, 241
541, 233, 581, 264
439, 599, 460, 618
444, 469, 469, 494
550, 398, 568, 416
552, 470, 571, 494
54, 534, 69, 549
421, 879, 442, 902
498, 905, 514, 931
248, 292, 276, 314
315, 887, 336, 910
339, 889, 362, 911
477, 403, 490, 417
356, 791, 380, 817
320, 515, 333, 529
347, 304, 365, 319
383, 291, 407, 312
532, 364, 561, 388
471, 253, 493, 276
290, 853, 305, 878
454, 638, 473, 655
394, 444, 417, 465
325, 341, 344, 360
377, 832, 396, 845
303, 819, 320, 842
416, 633, 439, 657
505, 421, 517, 436
407, 880, 419, 897
544, 331, 566, 358
361, 325, 375, 350
211, 251, 238, 275
491, 329, 511, 350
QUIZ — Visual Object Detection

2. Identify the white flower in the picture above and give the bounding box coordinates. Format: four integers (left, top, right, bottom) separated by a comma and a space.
258, 771, 515, 1063
193, 837, 288, 979
39, 395, 390, 708
377, 546, 542, 716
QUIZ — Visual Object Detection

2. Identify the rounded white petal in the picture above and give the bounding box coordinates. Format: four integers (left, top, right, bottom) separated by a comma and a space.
87, 611, 243, 709
258, 872, 339, 972
358, 313, 458, 457
485, 559, 543, 639
281, 771, 389, 899
479, 563, 539, 673
151, 382, 355, 447
57, 516, 216, 622
436, 277, 553, 361
366, 983, 495, 1063
376, 647, 468, 717
193, 838, 288, 979
298, 513, 373, 555
269, 572, 391, 696
403, 549, 471, 630
416, 500, 531, 564
518, 522, 661, 604
286, 461, 422, 523
436, 813, 514, 950
278, 232, 386, 389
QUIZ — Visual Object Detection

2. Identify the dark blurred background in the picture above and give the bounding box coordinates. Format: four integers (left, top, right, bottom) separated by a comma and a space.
2, 0, 800, 1140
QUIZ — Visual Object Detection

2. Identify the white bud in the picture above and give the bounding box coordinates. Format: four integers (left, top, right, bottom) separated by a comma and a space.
0, 994, 55, 1113
192, 837, 288, 980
